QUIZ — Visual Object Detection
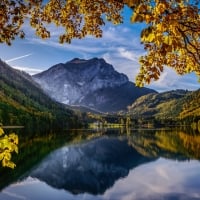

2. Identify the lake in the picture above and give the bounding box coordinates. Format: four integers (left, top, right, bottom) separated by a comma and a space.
0, 128, 200, 200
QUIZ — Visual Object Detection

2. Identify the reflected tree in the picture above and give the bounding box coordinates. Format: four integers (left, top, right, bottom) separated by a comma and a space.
127, 129, 200, 160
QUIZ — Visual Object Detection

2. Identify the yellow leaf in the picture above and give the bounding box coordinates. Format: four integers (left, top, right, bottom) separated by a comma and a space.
145, 15, 152, 24
147, 32, 155, 42
0, 153, 4, 161
157, 24, 165, 32
157, 3, 167, 14
163, 36, 172, 45
0, 127, 4, 136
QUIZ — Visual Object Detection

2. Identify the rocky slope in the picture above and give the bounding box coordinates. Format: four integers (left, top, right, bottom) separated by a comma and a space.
33, 58, 156, 112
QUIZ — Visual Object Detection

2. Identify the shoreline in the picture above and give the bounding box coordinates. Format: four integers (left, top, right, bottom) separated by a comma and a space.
2, 126, 24, 129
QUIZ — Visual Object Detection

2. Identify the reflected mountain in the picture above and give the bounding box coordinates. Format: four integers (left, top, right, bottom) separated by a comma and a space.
30, 136, 155, 194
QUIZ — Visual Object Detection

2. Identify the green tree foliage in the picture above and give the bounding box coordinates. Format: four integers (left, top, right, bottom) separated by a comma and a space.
0, 0, 199, 85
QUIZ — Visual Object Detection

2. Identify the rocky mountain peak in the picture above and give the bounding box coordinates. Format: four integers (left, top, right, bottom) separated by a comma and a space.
68, 58, 88, 64
33, 58, 156, 112
63, 58, 116, 75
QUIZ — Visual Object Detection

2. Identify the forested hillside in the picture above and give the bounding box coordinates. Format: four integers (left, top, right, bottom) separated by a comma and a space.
0, 59, 80, 129
179, 89, 200, 119
128, 89, 200, 123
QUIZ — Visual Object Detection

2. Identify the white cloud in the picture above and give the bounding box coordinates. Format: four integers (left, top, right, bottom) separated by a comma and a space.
24, 20, 142, 56
5, 54, 32, 63
117, 47, 139, 62
148, 67, 200, 92
12, 66, 42, 75
102, 52, 140, 81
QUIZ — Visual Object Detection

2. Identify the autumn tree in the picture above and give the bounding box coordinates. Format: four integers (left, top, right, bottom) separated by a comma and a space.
0, 126, 18, 168
0, 0, 199, 86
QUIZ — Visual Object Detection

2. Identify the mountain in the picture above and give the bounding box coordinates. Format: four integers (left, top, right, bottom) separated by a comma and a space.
128, 89, 200, 121
33, 58, 156, 112
0, 59, 79, 128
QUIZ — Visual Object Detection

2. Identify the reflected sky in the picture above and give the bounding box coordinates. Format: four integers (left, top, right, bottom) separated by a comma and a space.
1, 159, 200, 200
104, 159, 200, 200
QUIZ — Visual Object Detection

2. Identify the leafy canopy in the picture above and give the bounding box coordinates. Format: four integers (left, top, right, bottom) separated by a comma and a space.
0, 127, 18, 169
0, 0, 199, 86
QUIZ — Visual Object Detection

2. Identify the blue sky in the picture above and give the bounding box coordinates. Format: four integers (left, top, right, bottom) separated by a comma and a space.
0, 7, 199, 92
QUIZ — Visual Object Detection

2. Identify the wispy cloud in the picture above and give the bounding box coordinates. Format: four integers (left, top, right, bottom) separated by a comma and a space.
6, 54, 32, 63
12, 65, 43, 75
117, 47, 141, 62
148, 67, 200, 92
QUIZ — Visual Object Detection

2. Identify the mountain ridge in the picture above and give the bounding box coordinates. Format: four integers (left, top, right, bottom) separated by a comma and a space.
33, 58, 156, 112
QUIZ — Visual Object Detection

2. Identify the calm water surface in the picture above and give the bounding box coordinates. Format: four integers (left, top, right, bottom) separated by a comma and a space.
0, 128, 200, 200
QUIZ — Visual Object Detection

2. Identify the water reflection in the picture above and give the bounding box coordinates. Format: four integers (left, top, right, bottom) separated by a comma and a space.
30, 136, 154, 194
0, 128, 200, 200
103, 158, 200, 200
127, 129, 200, 160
